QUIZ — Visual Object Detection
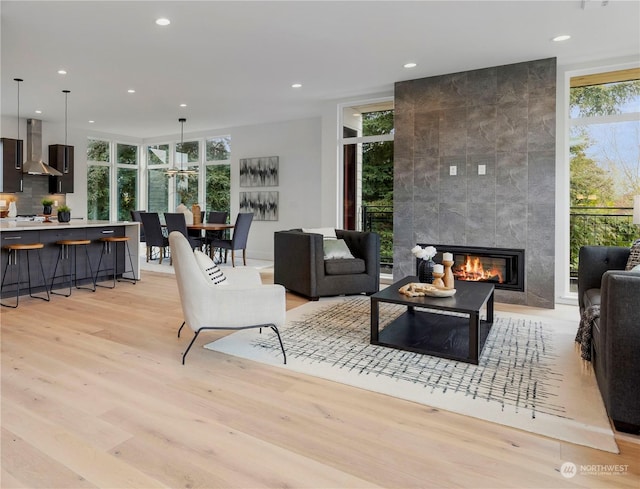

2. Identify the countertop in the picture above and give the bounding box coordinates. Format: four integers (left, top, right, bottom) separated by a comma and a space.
0, 219, 139, 232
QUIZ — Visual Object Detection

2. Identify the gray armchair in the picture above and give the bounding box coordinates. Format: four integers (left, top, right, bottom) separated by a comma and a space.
274, 229, 380, 301
578, 246, 640, 434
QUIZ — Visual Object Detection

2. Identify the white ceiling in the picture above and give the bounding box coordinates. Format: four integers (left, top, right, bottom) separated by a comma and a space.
1, 0, 639, 139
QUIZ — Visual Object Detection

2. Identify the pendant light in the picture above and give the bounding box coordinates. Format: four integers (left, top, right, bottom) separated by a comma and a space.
166, 117, 197, 177
62, 89, 71, 173
14, 78, 23, 170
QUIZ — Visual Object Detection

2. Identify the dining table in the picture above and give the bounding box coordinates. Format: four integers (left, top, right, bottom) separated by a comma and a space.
186, 222, 235, 262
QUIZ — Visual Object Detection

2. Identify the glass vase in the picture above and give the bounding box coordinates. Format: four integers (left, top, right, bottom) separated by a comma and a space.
418, 258, 435, 283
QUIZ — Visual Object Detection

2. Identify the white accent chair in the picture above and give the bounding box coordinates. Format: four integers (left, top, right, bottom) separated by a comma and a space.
169, 231, 287, 365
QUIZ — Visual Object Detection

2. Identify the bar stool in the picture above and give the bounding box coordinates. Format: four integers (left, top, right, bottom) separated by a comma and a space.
95, 236, 137, 288
50, 239, 96, 296
1, 243, 51, 308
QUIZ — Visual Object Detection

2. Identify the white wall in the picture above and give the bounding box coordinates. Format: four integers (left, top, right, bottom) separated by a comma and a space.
226, 117, 323, 260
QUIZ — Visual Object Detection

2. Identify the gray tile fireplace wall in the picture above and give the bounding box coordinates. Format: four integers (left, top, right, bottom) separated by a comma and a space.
393, 58, 556, 308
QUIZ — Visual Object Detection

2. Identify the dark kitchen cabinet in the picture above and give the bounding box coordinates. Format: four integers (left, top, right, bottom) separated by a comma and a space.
0, 137, 24, 193
48, 144, 74, 193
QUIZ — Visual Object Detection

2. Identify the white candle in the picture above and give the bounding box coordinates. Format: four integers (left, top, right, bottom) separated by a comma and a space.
443, 252, 453, 262
433, 264, 444, 274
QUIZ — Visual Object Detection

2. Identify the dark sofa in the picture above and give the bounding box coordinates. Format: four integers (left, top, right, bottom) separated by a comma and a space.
577, 246, 640, 433
274, 229, 380, 301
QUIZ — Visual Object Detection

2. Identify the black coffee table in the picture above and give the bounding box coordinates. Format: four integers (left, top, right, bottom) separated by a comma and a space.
370, 276, 494, 364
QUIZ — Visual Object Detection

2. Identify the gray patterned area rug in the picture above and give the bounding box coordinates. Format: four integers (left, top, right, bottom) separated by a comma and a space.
205, 296, 618, 453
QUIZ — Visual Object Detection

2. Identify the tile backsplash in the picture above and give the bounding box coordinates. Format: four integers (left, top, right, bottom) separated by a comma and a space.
1, 176, 65, 215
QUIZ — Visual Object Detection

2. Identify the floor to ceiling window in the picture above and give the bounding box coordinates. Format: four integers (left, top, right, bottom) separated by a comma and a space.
205, 136, 231, 218
146, 143, 170, 213
568, 68, 640, 290
145, 136, 231, 217
116, 143, 138, 221
86, 138, 111, 220
174, 139, 199, 208
341, 99, 394, 272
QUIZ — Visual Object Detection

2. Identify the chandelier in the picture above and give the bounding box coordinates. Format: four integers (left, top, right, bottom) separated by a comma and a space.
166, 117, 197, 177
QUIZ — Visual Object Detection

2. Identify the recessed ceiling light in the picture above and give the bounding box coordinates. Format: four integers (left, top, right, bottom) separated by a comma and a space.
35, 110, 42, 114
89, 120, 95, 124
179, 103, 187, 107
57, 69, 67, 75
128, 89, 136, 93
156, 18, 170, 26
291, 83, 302, 88
552, 35, 571, 42
404, 62, 417, 68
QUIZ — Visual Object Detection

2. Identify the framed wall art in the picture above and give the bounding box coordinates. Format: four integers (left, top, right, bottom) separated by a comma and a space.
239, 191, 279, 221
239, 156, 279, 187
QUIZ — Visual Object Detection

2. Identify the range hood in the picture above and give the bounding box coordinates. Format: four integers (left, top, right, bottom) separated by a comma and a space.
22, 118, 62, 176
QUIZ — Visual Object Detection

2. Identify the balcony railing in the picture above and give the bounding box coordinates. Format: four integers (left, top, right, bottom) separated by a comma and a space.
362, 205, 393, 271
570, 206, 636, 280
360, 205, 637, 279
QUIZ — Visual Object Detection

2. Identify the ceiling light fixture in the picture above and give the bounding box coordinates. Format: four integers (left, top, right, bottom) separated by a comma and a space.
127, 89, 136, 93
14, 78, 23, 170
180, 103, 187, 107
291, 83, 302, 88
404, 62, 417, 68
89, 120, 95, 124
35, 110, 42, 114
57, 69, 67, 75
156, 18, 171, 26
166, 117, 197, 177
63, 90, 70, 145
552, 35, 571, 42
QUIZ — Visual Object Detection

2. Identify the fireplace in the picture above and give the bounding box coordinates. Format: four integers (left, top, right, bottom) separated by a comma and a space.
417, 244, 525, 292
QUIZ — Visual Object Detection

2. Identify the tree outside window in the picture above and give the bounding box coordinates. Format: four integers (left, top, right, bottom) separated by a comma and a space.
175, 140, 199, 207
117, 143, 138, 221
205, 136, 231, 216
87, 139, 110, 220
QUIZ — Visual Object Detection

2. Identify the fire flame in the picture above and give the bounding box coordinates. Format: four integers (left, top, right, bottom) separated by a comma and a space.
454, 256, 504, 283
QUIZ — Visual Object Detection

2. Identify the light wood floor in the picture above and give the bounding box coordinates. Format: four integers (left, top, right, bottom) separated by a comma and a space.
1, 270, 638, 489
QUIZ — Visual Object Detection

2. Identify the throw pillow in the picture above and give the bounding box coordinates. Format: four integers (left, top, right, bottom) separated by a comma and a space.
302, 227, 337, 239
194, 250, 227, 285
625, 238, 640, 271
323, 238, 355, 259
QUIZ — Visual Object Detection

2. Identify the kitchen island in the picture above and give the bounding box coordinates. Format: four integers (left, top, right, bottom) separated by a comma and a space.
1, 220, 140, 298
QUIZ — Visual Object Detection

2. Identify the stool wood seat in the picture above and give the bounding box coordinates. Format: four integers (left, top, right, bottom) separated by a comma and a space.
50, 239, 96, 296
95, 236, 137, 288
100, 236, 130, 243
56, 239, 92, 246
5, 243, 45, 251
1, 242, 50, 308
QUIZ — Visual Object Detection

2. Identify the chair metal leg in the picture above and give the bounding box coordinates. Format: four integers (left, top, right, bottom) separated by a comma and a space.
182, 330, 201, 365
120, 240, 137, 283
52, 244, 95, 296
270, 325, 287, 364
95, 241, 115, 288
2, 248, 50, 307
178, 321, 186, 337
179, 323, 286, 365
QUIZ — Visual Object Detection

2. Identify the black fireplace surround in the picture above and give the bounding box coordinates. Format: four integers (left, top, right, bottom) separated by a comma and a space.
417, 244, 525, 292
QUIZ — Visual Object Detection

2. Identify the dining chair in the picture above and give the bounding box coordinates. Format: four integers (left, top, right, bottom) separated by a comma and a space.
130, 210, 146, 242
165, 212, 203, 251
139, 212, 169, 264
205, 211, 228, 260
209, 212, 253, 267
